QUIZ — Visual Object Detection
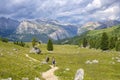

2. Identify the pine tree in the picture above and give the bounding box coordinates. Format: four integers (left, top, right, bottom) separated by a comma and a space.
78, 40, 82, 47
109, 36, 117, 49
20, 41, 25, 47
100, 32, 109, 50
47, 39, 53, 51
94, 37, 101, 49
83, 37, 88, 48
89, 39, 94, 48
115, 40, 120, 51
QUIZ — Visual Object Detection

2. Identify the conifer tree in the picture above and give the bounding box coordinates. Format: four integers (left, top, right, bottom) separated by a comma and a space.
47, 39, 53, 51
89, 39, 94, 48
100, 32, 109, 50
94, 37, 101, 49
83, 37, 88, 48
109, 36, 117, 49
20, 41, 25, 47
115, 40, 120, 51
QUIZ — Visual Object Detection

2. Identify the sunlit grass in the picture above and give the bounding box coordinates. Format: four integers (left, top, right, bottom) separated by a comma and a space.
0, 41, 120, 80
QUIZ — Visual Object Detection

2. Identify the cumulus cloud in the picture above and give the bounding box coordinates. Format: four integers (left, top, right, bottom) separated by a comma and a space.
0, 0, 119, 24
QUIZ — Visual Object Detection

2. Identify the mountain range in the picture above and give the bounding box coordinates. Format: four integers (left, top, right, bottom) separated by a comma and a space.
0, 17, 120, 42
0, 17, 20, 37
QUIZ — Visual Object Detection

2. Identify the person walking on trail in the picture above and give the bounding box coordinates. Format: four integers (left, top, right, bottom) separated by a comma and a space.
52, 57, 56, 67
46, 56, 49, 63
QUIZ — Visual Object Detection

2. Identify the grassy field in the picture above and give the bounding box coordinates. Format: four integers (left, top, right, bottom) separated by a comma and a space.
0, 41, 120, 80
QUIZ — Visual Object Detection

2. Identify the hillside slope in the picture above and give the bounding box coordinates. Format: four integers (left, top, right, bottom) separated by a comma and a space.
0, 42, 49, 80
59, 24, 120, 45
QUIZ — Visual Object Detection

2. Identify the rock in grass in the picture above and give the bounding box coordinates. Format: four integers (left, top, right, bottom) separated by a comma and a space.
35, 77, 40, 80
85, 60, 92, 64
29, 47, 41, 54
1, 77, 12, 80
85, 60, 99, 64
92, 60, 99, 64
74, 68, 84, 80
115, 57, 119, 60
117, 59, 120, 62
22, 77, 29, 80
65, 68, 70, 71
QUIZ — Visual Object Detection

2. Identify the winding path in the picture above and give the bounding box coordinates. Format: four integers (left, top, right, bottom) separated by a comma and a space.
25, 54, 40, 62
42, 65, 59, 80
25, 54, 59, 80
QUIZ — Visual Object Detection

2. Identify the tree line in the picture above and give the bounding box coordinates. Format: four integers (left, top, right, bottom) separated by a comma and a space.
13, 41, 25, 47
81, 32, 120, 51
0, 37, 9, 43
0, 36, 54, 51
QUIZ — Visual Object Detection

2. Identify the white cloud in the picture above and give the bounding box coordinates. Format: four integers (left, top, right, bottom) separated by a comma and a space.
91, 4, 120, 20
57, 8, 83, 17
0, 0, 119, 24
86, 0, 102, 10
11, 0, 25, 4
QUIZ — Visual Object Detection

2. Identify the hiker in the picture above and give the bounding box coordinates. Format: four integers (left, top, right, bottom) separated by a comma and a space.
46, 56, 49, 63
52, 57, 56, 67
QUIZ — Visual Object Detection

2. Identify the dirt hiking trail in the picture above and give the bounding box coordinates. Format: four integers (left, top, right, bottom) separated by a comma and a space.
42, 65, 59, 80
25, 54, 59, 80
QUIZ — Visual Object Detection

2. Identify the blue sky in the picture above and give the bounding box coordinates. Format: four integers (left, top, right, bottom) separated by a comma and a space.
0, 0, 120, 24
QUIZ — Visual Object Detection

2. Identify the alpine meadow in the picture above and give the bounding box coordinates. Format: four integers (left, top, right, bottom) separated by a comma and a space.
0, 0, 120, 80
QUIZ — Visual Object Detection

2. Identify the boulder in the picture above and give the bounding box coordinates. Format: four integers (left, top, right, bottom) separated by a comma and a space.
85, 60, 99, 64
65, 68, 70, 71
85, 60, 92, 64
74, 68, 84, 80
30, 47, 41, 54
1, 77, 12, 80
117, 59, 120, 62
92, 60, 99, 64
